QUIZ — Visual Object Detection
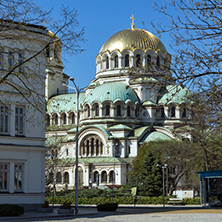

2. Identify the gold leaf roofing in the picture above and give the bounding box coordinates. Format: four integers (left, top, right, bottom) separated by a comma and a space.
99, 28, 167, 54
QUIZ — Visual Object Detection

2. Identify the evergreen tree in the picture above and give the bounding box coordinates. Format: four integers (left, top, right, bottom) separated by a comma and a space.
138, 149, 162, 197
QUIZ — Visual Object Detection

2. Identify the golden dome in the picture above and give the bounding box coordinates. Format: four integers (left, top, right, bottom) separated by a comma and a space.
99, 28, 167, 54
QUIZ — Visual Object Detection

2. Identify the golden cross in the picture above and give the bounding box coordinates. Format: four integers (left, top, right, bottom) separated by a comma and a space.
130, 14, 135, 30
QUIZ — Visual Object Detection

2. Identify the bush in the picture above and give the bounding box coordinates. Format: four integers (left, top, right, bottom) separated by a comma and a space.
0, 204, 24, 216
60, 202, 71, 209
97, 203, 118, 211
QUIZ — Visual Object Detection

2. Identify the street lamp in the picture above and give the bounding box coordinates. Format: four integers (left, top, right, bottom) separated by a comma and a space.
157, 164, 168, 207
62, 77, 81, 215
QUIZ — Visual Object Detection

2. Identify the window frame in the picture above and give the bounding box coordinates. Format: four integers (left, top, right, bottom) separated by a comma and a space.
0, 105, 9, 134
14, 163, 24, 192
0, 163, 9, 192
15, 106, 25, 135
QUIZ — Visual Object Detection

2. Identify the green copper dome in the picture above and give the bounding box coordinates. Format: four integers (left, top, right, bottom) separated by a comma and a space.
99, 29, 167, 54
84, 82, 139, 104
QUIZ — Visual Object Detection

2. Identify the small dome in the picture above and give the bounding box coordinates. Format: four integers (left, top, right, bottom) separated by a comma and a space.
84, 82, 139, 104
99, 28, 167, 54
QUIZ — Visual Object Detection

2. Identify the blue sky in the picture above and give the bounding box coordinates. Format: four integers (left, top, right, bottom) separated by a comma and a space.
34, 0, 173, 88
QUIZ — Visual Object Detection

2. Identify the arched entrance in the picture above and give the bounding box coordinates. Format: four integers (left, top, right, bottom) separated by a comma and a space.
78, 166, 83, 187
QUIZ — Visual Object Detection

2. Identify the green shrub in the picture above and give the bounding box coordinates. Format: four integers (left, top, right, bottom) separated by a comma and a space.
97, 203, 118, 211
0, 204, 24, 216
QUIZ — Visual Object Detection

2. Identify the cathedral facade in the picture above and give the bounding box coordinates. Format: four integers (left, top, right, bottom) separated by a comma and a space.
45, 21, 192, 190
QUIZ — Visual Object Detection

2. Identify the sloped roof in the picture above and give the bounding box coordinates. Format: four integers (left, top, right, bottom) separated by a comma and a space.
84, 82, 139, 104
141, 131, 173, 143
47, 92, 85, 114
158, 85, 191, 105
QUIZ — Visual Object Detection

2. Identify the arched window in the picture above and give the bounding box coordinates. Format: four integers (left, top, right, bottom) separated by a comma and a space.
51, 150, 55, 157
55, 149, 58, 157
62, 113, 66, 125
46, 115, 50, 126
114, 55, 118, 68
127, 106, 131, 116
109, 171, 115, 183
101, 171, 107, 183
125, 54, 129, 67
171, 106, 176, 117
136, 54, 141, 67
147, 54, 151, 66
161, 107, 165, 118
96, 139, 99, 155
135, 106, 139, 117
157, 56, 160, 67
91, 138, 94, 155
87, 106, 90, 117
86, 140, 89, 156
95, 104, 99, 116
182, 108, 186, 118
106, 56, 109, 69
56, 172, 62, 183
117, 105, 121, 116
54, 114, 58, 125
49, 172, 53, 183
64, 172, 69, 183
93, 171, 99, 184
106, 105, 110, 116
70, 113, 75, 124
66, 149, 68, 156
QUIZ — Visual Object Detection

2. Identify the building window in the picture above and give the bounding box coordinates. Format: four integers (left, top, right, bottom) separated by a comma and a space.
14, 164, 23, 191
106, 56, 109, 69
15, 107, 24, 135
125, 54, 129, 67
8, 51, 14, 69
18, 51, 24, 72
93, 171, 99, 184
182, 108, 186, 118
66, 149, 69, 156
114, 55, 118, 68
0, 105, 9, 134
117, 105, 121, 116
105, 105, 110, 116
0, 163, 9, 191
46, 45, 50, 58
46, 114, 50, 127
70, 113, 75, 124
135, 106, 139, 117
61, 113, 66, 125
135, 54, 141, 67
0, 52, 3, 69
161, 107, 165, 118
127, 106, 131, 117
101, 171, 107, 183
147, 55, 151, 66
91, 138, 95, 155
157, 56, 160, 67
171, 106, 176, 118
109, 171, 115, 183
96, 139, 99, 156
64, 172, 69, 184
53, 114, 58, 125
56, 172, 62, 183
95, 104, 99, 116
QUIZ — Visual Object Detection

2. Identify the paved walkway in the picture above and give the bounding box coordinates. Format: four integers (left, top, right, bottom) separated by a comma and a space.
1, 205, 222, 221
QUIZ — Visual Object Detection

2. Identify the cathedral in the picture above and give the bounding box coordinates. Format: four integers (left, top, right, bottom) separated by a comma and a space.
45, 18, 192, 190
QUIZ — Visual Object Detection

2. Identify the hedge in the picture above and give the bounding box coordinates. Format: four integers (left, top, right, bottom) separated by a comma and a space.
0, 204, 24, 216
45, 196, 200, 205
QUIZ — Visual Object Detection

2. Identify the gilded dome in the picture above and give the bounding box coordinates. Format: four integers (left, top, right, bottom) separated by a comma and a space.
99, 28, 167, 54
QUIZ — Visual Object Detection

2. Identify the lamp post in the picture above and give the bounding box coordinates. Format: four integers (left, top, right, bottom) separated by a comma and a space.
157, 164, 168, 207
62, 77, 80, 215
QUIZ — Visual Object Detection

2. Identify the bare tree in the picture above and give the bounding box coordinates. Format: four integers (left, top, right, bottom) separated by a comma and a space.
152, 0, 222, 127
0, 0, 84, 113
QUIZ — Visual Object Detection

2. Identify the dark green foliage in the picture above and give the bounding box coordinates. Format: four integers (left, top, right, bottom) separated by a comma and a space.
137, 147, 162, 196
97, 203, 118, 211
0, 204, 24, 216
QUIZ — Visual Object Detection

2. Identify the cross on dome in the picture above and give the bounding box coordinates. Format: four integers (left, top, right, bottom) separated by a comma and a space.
130, 14, 135, 30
